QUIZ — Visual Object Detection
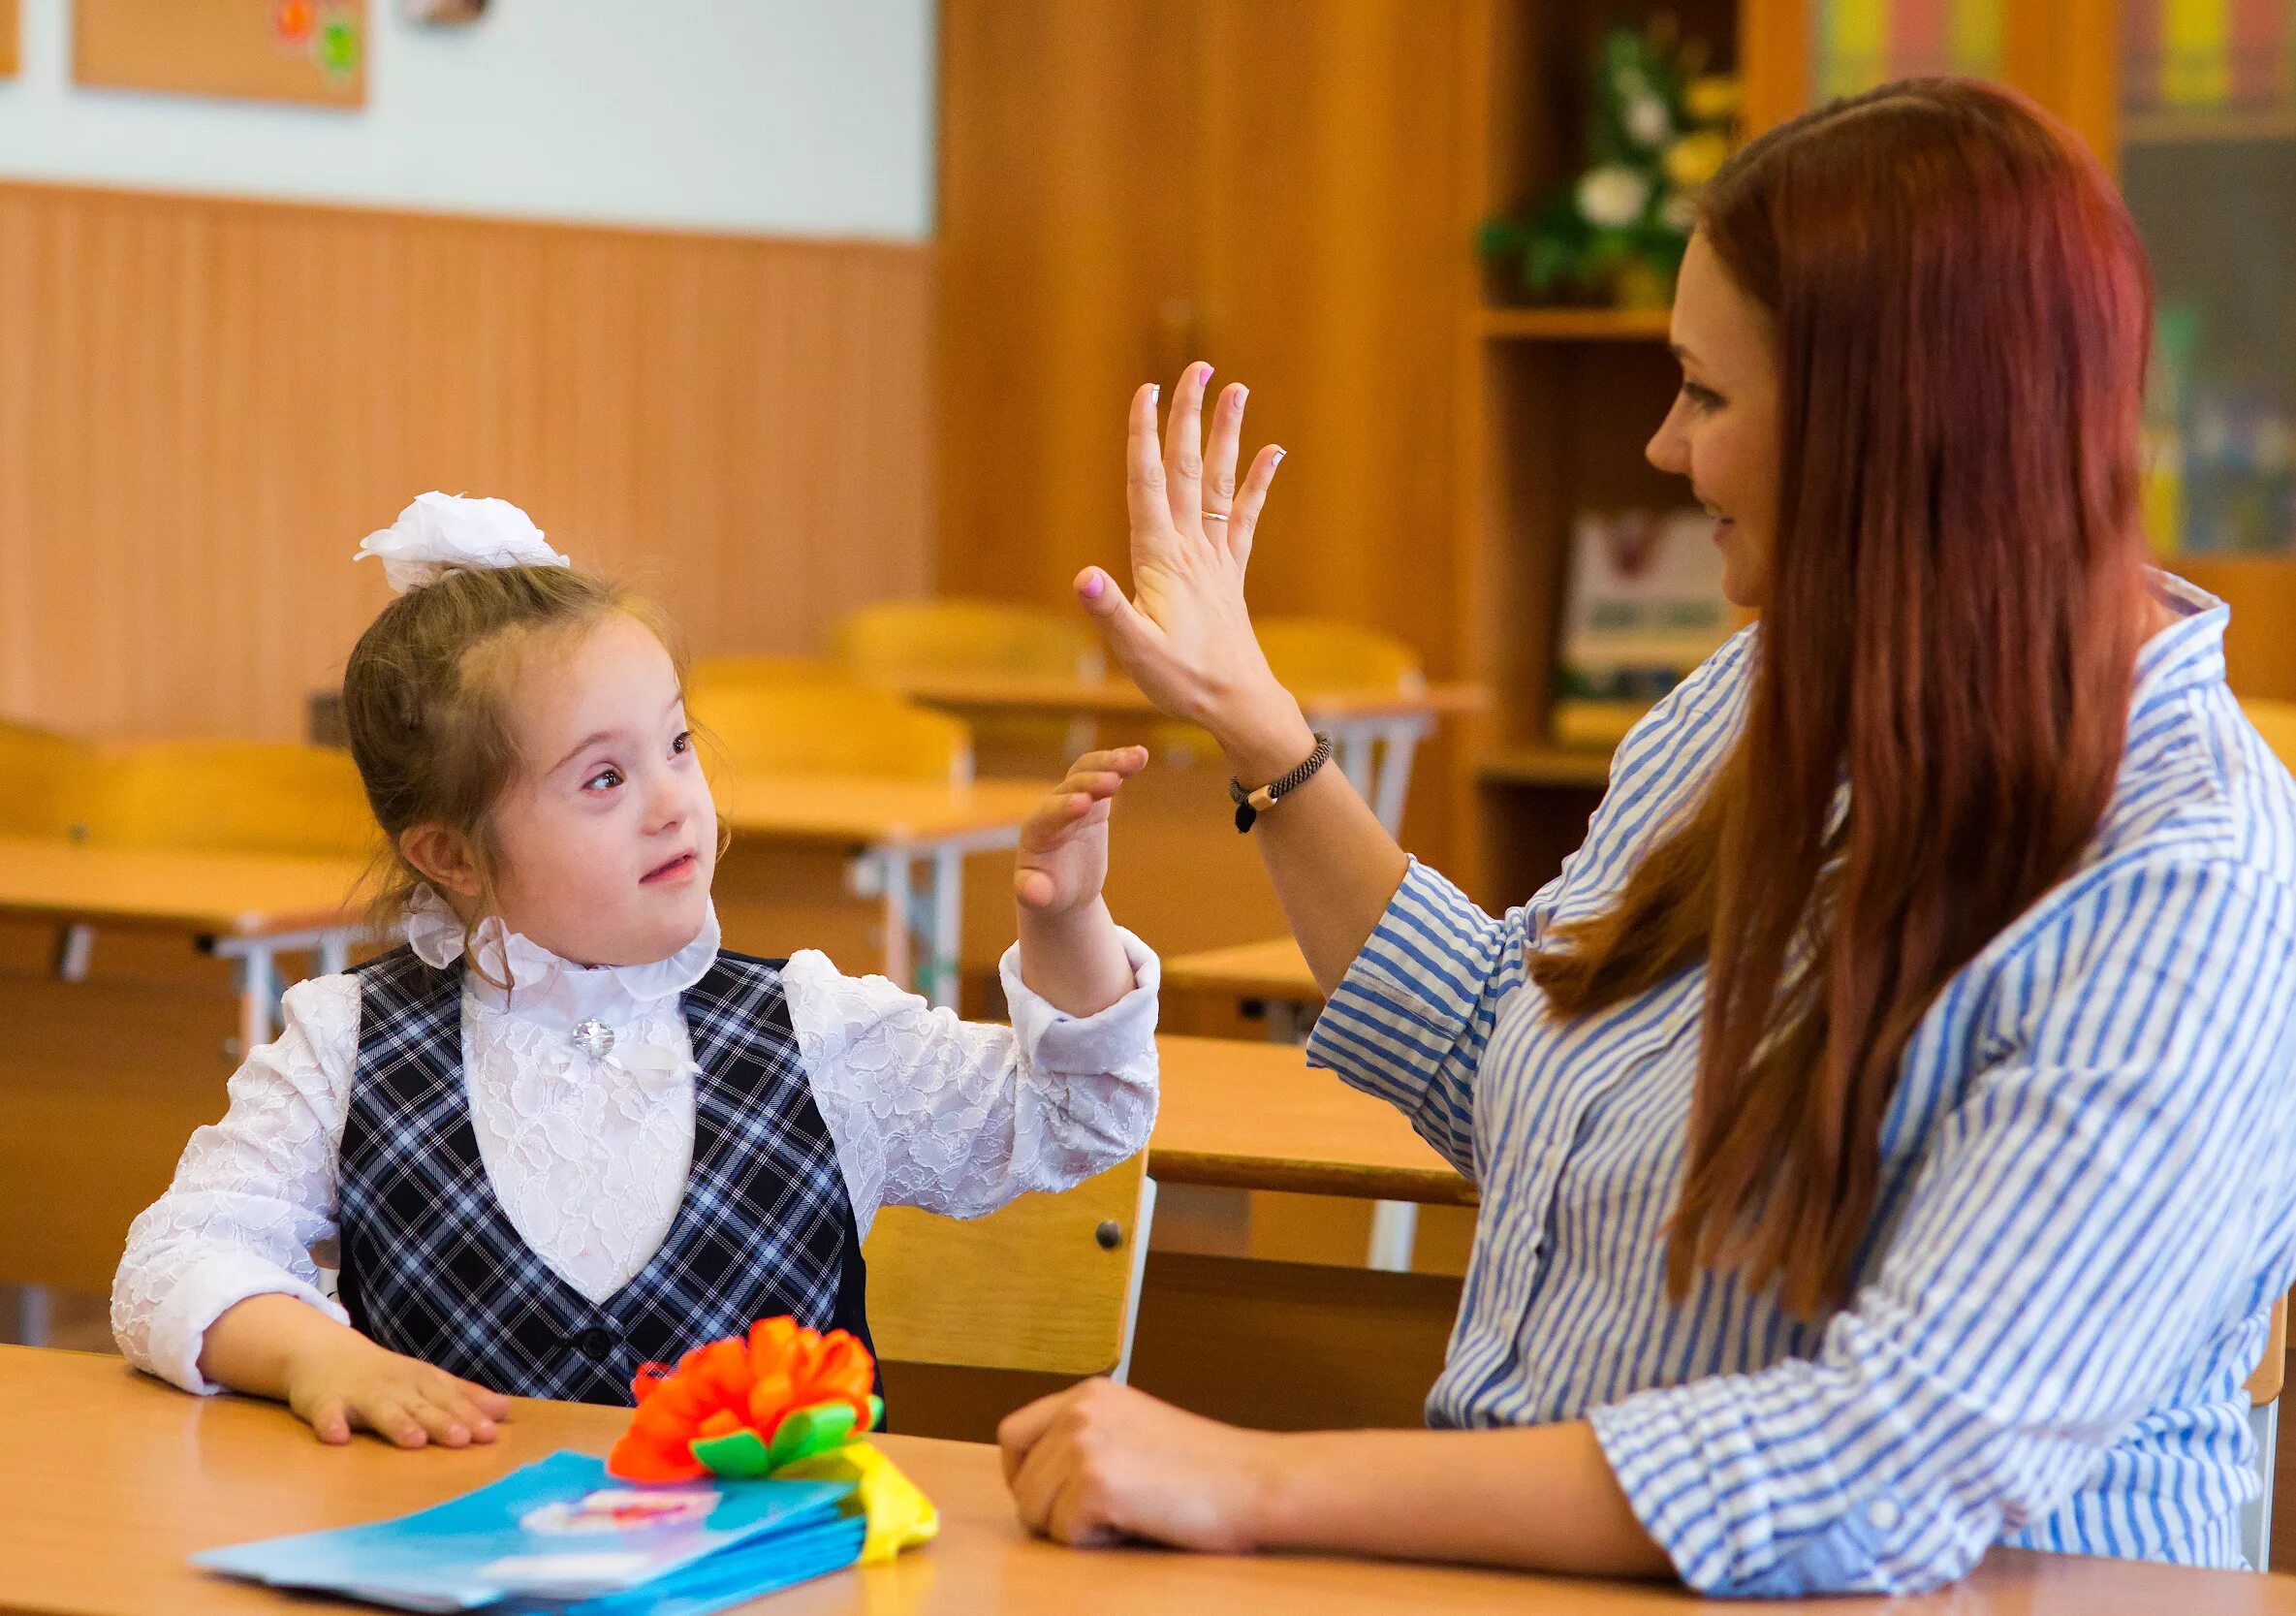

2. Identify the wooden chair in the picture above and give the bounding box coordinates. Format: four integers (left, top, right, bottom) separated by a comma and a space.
863, 1155, 1155, 1382
1153, 616, 1426, 765
1256, 617, 1427, 698
832, 598, 1104, 685
81, 740, 379, 861
685, 654, 854, 713
0, 718, 97, 840
833, 598, 1104, 760
693, 682, 973, 787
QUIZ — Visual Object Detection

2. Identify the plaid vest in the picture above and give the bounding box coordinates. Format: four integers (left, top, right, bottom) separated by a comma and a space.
337, 945, 870, 1405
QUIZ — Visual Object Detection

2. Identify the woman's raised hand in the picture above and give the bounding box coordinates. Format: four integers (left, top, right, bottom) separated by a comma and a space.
1076, 364, 1316, 779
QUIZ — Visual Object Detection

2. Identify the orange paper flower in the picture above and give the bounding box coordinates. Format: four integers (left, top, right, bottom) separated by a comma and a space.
607, 1316, 877, 1483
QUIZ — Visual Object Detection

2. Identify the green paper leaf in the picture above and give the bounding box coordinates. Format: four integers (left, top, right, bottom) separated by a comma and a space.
690, 1428, 777, 1479
766, 1401, 861, 1471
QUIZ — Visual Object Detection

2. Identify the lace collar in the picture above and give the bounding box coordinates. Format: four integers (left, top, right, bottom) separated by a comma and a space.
400, 885, 720, 1032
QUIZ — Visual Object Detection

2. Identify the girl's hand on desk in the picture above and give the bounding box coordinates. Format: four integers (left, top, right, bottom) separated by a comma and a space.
285, 1331, 511, 1449
1013, 746, 1148, 916
999, 1378, 1281, 1552
1077, 364, 1318, 783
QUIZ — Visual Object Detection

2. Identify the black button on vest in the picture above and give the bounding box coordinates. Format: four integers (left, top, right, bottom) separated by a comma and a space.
335, 946, 873, 1406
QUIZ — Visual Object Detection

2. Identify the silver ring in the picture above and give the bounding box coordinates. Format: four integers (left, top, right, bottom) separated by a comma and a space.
1202, 511, 1230, 523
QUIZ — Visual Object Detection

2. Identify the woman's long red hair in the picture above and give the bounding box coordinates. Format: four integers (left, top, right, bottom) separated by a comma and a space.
1528, 80, 2155, 1317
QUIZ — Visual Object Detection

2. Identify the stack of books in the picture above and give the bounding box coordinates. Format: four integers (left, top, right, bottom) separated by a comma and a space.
195, 1451, 867, 1614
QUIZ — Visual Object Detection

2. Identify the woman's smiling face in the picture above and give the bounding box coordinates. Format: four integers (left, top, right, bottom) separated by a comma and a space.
1645, 230, 1781, 609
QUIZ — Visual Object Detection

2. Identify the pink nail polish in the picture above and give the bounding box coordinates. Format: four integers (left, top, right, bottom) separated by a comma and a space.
1273, 447, 1287, 464
1081, 572, 1105, 599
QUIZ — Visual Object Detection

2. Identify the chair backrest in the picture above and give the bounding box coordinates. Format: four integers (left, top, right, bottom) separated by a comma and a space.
0, 718, 98, 840
1255, 618, 1426, 696
832, 598, 1104, 684
693, 682, 973, 787
81, 740, 380, 860
686, 654, 853, 711
2246, 698, 2296, 776
862, 1155, 1153, 1378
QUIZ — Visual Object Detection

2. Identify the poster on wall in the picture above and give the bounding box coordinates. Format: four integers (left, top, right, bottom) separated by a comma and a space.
74, 0, 366, 108
0, 0, 18, 77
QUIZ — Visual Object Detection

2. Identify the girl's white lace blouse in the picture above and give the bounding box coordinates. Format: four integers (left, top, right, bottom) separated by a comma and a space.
111, 894, 1159, 1393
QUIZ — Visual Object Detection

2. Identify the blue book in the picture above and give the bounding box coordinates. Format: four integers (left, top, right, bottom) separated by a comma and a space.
194, 1451, 865, 1613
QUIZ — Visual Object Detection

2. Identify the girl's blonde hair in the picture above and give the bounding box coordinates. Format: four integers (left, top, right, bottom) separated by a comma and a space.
340, 563, 684, 969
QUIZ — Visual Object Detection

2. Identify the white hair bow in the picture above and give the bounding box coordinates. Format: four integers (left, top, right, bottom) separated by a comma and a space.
355, 491, 572, 593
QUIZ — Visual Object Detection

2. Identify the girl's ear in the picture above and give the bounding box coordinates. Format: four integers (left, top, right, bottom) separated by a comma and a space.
398, 823, 485, 901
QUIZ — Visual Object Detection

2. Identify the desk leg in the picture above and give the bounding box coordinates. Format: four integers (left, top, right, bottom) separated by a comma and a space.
238, 946, 278, 1058
1368, 720, 1429, 837
1327, 722, 1377, 801
925, 846, 963, 1011
54, 925, 94, 984
7, 1284, 50, 1347
871, 850, 912, 991
1368, 1200, 1419, 1273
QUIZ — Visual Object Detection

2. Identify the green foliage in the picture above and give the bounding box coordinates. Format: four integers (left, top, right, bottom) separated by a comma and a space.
1480, 16, 1738, 309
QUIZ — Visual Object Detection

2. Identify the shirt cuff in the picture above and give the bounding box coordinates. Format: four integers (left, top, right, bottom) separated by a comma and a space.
998, 926, 1161, 1074
135, 1250, 349, 1396
1589, 1375, 1903, 1597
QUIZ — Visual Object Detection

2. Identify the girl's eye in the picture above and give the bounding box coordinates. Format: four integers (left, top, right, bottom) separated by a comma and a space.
671, 730, 692, 756
1681, 381, 1725, 412
583, 767, 624, 792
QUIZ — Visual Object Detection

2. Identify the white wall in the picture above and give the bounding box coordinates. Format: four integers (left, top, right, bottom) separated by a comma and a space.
0, 0, 934, 238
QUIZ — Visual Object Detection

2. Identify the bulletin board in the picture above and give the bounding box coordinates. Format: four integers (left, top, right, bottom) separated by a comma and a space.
0, 0, 18, 78
74, 0, 365, 108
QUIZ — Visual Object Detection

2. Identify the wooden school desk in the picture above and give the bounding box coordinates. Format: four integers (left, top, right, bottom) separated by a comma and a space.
881, 672, 1485, 835
7, 1347, 2292, 1616
712, 771, 1051, 1009
1163, 935, 1321, 1036
1152, 958, 1430, 1273
1148, 1033, 1473, 1210
0, 836, 371, 1055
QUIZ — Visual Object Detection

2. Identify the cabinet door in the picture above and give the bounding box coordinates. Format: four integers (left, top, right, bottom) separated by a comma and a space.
937, 0, 1201, 607
938, 0, 1466, 668
1185, 0, 1466, 667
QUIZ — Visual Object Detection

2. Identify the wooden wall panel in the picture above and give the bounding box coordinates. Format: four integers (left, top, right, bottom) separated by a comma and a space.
938, 0, 1463, 670
938, 0, 1470, 886
0, 181, 931, 741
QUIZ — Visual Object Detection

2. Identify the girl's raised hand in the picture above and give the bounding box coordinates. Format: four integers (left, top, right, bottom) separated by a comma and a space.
1013, 746, 1149, 915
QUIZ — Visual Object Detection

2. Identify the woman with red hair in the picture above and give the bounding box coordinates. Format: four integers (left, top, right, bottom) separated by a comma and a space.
999, 80, 2296, 1593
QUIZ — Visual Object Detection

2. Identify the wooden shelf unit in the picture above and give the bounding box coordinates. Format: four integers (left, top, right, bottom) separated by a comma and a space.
1475, 305, 1675, 341
2122, 107, 2296, 148
1449, 0, 1741, 904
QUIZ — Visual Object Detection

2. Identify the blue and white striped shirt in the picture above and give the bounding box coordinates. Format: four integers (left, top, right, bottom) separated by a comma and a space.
1306, 575, 2296, 1596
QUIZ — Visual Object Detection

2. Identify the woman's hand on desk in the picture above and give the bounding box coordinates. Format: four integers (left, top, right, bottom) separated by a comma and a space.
1076, 363, 1319, 782
999, 1378, 1282, 1552
999, 1377, 1673, 1578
